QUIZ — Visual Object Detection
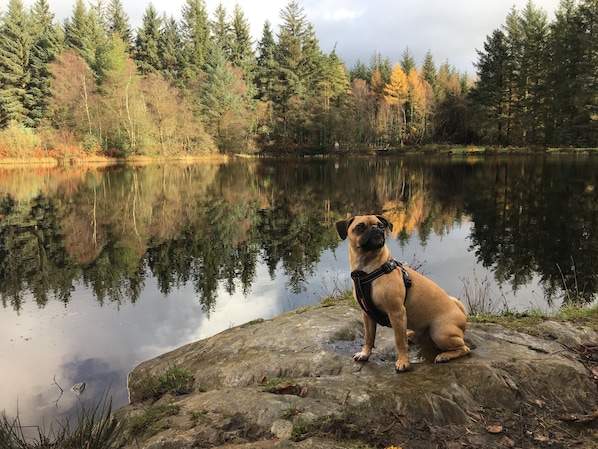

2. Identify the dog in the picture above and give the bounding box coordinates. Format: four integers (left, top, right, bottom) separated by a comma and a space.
336, 215, 470, 372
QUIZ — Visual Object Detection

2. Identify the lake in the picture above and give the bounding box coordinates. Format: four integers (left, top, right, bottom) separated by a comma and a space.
0, 154, 596, 429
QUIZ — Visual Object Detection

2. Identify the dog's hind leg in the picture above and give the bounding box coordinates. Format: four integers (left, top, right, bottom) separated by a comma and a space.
430, 324, 471, 363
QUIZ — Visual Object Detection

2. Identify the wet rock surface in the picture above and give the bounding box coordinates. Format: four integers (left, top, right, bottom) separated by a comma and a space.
114, 305, 598, 448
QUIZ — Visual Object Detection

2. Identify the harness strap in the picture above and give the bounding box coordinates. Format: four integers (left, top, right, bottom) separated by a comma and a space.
351, 259, 412, 327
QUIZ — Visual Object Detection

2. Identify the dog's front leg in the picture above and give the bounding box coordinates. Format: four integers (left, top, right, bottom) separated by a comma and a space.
389, 310, 411, 372
354, 312, 376, 361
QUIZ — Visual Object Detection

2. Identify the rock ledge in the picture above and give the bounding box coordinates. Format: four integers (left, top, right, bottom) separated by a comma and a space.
115, 305, 598, 448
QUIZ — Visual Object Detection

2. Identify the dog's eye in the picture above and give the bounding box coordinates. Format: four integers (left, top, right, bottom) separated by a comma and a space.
377, 222, 386, 229
355, 223, 365, 231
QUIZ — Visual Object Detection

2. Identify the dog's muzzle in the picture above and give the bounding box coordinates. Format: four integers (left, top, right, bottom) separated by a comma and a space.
360, 228, 386, 251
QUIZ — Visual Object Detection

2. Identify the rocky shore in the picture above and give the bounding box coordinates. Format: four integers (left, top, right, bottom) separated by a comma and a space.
113, 303, 598, 448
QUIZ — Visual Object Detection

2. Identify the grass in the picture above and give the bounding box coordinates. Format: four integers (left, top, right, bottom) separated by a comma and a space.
469, 303, 598, 333
128, 403, 181, 439
137, 366, 195, 401
0, 393, 121, 449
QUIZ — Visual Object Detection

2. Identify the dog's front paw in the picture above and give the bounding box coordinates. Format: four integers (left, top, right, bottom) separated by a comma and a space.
395, 359, 412, 372
353, 351, 370, 362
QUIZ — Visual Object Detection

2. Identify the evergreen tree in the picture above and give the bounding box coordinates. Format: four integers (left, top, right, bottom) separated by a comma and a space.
421, 50, 438, 99
200, 40, 245, 151
27, 0, 63, 126
254, 20, 277, 102
546, 0, 582, 145
229, 4, 254, 76
180, 0, 210, 80
274, 1, 307, 104
87, 0, 112, 82
369, 51, 392, 83
229, 4, 256, 102
273, 1, 326, 144
211, 3, 232, 59
158, 15, 184, 82
64, 0, 95, 68
134, 4, 162, 74
517, 1, 549, 146
469, 29, 510, 145
0, 0, 32, 127
574, 0, 598, 145
254, 20, 278, 142
313, 47, 350, 145
349, 58, 369, 82
399, 47, 416, 73
435, 62, 467, 142
106, 0, 132, 44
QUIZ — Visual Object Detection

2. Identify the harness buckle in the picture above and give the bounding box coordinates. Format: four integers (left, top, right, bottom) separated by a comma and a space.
382, 259, 397, 273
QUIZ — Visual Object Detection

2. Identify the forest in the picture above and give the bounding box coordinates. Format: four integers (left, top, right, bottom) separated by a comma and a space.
0, 0, 597, 157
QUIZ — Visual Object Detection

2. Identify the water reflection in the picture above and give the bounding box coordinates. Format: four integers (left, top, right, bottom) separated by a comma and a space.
0, 155, 596, 428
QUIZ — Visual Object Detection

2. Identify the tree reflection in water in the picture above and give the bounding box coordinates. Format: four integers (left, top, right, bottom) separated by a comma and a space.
0, 155, 596, 314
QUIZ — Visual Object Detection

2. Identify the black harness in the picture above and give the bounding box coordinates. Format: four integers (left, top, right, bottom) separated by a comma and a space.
350, 259, 412, 327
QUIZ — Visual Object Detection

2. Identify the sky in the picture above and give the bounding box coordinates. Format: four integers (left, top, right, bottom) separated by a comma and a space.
15, 0, 563, 76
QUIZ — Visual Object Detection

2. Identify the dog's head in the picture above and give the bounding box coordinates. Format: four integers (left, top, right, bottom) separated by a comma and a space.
335, 215, 393, 252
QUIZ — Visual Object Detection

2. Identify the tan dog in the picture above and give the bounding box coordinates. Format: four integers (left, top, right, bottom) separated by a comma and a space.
336, 215, 470, 372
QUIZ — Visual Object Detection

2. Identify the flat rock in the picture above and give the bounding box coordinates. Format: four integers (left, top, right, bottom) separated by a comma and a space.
115, 305, 598, 448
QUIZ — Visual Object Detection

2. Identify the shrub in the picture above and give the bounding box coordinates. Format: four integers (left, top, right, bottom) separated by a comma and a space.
0, 124, 41, 157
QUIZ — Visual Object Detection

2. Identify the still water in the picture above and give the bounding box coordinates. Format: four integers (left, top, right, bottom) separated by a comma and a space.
1, 154, 596, 428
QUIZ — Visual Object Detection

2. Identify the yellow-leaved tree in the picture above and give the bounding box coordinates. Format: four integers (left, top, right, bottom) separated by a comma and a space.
406, 67, 430, 144
383, 64, 408, 146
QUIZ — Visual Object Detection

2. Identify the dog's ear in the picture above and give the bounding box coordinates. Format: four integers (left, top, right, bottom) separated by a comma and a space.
376, 215, 393, 232
335, 217, 354, 240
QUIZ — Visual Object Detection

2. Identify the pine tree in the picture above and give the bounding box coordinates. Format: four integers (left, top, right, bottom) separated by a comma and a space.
574, 0, 598, 145
501, 6, 524, 145
369, 52, 392, 83
64, 0, 95, 68
546, 0, 581, 144
86, 0, 112, 82
229, 4, 254, 76
469, 29, 510, 145
435, 62, 467, 142
399, 47, 416, 73
0, 0, 32, 127
134, 4, 162, 74
274, 1, 307, 103
106, 0, 132, 44
517, 1, 549, 146
349, 58, 369, 82
27, 0, 63, 126
200, 40, 246, 151
421, 50, 438, 99
180, 0, 210, 80
158, 15, 184, 82
313, 47, 350, 144
254, 20, 277, 102
273, 1, 326, 145
211, 3, 232, 59
254, 20, 278, 142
